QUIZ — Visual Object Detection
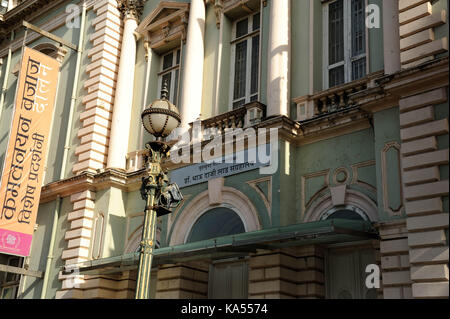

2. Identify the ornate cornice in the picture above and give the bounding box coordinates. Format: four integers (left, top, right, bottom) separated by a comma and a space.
117, 0, 147, 20
136, 2, 189, 51
0, 0, 67, 45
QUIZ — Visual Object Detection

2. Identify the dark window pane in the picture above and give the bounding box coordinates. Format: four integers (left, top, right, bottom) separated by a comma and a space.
234, 40, 247, 100
329, 0, 344, 65
326, 209, 365, 221
186, 208, 245, 243
163, 52, 173, 70
352, 57, 366, 80
351, 0, 366, 57
176, 49, 181, 65
250, 35, 259, 96
253, 13, 260, 31
236, 18, 249, 38
233, 99, 246, 109
329, 65, 345, 87
250, 95, 258, 102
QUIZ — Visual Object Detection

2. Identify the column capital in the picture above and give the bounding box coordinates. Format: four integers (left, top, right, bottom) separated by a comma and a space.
211, 0, 223, 29
117, 0, 146, 20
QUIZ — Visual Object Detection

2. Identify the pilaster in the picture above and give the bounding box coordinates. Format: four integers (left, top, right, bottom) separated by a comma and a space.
398, 0, 448, 69
266, 0, 290, 117
399, 87, 449, 299
107, 0, 146, 169
179, 0, 206, 128
74, 0, 124, 174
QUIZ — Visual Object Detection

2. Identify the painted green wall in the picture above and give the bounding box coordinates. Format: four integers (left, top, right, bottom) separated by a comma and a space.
0, 1, 96, 183
373, 107, 403, 221
369, 0, 384, 73
296, 128, 377, 222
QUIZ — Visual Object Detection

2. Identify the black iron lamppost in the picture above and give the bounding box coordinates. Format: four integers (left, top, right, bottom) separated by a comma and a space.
135, 84, 183, 299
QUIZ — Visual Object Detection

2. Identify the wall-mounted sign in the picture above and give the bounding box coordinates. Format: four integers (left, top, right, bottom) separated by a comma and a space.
170, 145, 270, 188
0, 47, 59, 257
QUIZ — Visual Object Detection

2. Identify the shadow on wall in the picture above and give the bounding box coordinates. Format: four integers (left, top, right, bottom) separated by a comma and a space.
48, 52, 77, 183
105, 214, 127, 257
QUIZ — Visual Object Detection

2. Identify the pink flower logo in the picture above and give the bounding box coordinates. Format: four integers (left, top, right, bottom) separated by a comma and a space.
6, 234, 17, 246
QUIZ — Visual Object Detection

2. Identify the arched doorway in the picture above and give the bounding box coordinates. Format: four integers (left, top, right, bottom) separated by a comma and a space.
322, 206, 378, 300
185, 207, 249, 299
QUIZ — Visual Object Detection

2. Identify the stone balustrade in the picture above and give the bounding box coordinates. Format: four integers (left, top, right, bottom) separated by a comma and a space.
294, 72, 383, 122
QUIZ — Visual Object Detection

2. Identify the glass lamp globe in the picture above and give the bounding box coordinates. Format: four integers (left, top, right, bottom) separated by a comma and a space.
141, 85, 181, 138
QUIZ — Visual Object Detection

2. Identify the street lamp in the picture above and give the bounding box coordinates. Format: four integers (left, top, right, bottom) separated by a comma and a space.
135, 83, 183, 299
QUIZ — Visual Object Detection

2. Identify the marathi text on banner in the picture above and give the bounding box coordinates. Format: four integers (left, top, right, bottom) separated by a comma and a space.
0, 47, 59, 257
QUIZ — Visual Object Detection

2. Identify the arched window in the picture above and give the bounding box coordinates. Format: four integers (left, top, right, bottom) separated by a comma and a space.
186, 207, 245, 243
321, 205, 369, 221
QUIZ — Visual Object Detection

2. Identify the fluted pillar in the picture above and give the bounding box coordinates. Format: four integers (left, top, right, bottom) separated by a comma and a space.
107, 0, 145, 169
267, 0, 291, 117
179, 0, 205, 128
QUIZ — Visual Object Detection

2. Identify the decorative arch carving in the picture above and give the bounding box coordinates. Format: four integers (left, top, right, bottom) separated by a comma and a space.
169, 186, 261, 246
303, 188, 379, 223
124, 218, 163, 254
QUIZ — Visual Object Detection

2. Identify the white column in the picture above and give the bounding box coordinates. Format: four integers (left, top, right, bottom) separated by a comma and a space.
179, 0, 205, 128
267, 0, 291, 117
383, 1, 401, 74
107, 15, 138, 169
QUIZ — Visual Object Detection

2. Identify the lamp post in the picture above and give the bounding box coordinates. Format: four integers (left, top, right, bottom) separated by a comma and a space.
135, 84, 183, 299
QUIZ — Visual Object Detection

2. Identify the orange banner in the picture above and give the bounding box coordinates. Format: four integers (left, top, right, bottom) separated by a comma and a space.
0, 47, 59, 257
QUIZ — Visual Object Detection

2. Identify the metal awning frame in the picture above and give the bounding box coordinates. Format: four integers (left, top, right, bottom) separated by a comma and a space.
64, 219, 378, 276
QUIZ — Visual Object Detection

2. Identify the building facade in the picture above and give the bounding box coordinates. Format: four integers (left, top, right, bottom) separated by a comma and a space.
0, 0, 448, 299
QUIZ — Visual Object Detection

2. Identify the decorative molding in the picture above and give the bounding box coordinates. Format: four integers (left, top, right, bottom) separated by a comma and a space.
301, 169, 330, 218
332, 166, 350, 186
330, 184, 346, 207
221, 0, 261, 17
303, 189, 379, 223
117, 0, 147, 19
381, 142, 404, 216
350, 160, 377, 193
246, 176, 272, 222
166, 194, 191, 243
169, 187, 261, 246
208, 177, 225, 206
136, 1, 189, 51
0, 0, 98, 57
212, 0, 223, 28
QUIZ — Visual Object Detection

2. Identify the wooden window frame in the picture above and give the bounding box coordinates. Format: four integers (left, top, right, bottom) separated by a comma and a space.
0, 256, 23, 299
157, 47, 181, 105
229, 11, 261, 111
322, 0, 370, 89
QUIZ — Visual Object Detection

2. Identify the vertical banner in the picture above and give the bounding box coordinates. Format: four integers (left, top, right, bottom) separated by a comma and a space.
0, 47, 59, 257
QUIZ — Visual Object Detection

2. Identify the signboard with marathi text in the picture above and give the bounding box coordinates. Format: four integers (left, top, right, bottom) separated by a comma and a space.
170, 145, 270, 188
0, 47, 59, 257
